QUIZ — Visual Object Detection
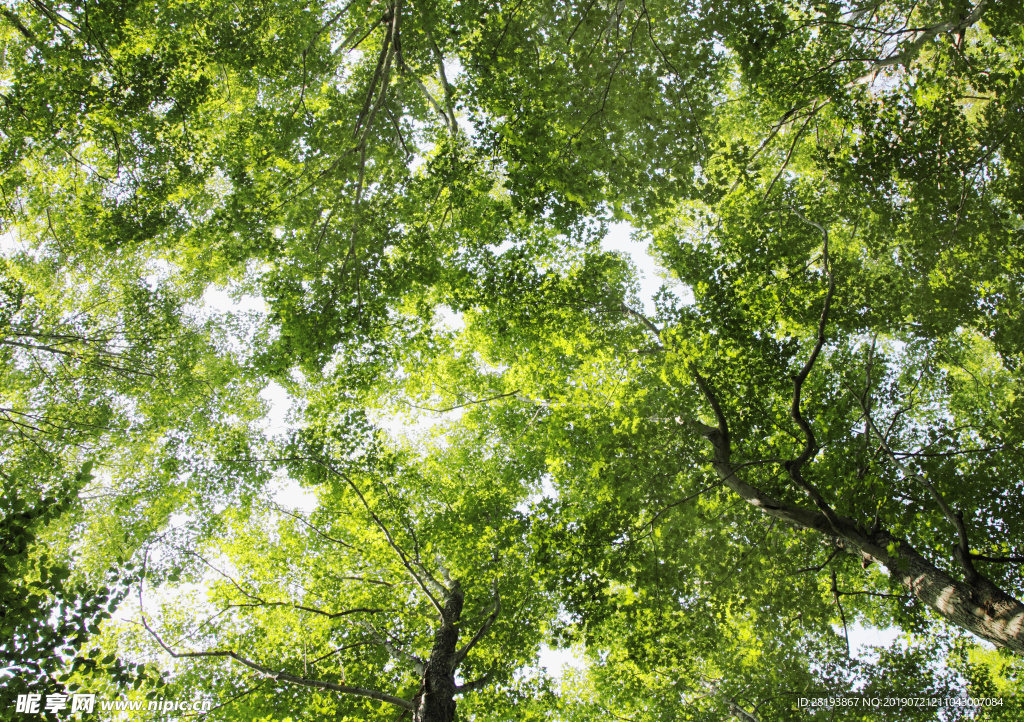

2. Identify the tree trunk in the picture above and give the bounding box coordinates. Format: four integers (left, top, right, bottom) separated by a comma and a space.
414, 582, 465, 722
697, 424, 1024, 654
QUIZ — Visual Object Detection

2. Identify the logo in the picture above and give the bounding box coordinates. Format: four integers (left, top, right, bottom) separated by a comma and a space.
12, 693, 212, 715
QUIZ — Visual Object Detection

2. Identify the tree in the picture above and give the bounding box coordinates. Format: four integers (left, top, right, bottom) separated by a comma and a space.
4, 0, 1024, 718
130, 442, 551, 722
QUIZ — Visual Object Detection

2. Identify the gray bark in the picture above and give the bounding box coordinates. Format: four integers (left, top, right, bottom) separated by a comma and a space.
414, 581, 465, 722
695, 423, 1024, 655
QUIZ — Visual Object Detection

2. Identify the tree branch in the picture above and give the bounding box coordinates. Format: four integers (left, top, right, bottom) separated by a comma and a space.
424, 26, 458, 130
399, 390, 521, 414
831, 570, 851, 657
781, 208, 843, 532
138, 575, 414, 710
970, 554, 1024, 564
266, 501, 356, 549
850, 0, 988, 84
1, 9, 36, 41
848, 390, 980, 583
454, 674, 492, 696
309, 459, 447, 618
362, 621, 425, 675
792, 546, 841, 575
619, 302, 662, 345
690, 368, 730, 452
451, 598, 500, 668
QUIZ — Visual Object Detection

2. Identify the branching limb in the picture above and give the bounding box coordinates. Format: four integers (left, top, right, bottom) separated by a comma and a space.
619, 302, 662, 345
454, 674, 492, 695
410, 75, 453, 130
848, 391, 980, 583
690, 368, 730, 453
857, 337, 877, 479
785, 207, 833, 473
638, 479, 726, 532
399, 389, 521, 414
638, 0, 707, 153
424, 26, 458, 130
836, 590, 912, 600
227, 602, 382, 619
763, 101, 824, 201
200, 680, 268, 716
309, 458, 448, 618
141, 620, 414, 710
1, 9, 36, 41
780, 209, 843, 532
792, 546, 842, 575
971, 554, 1024, 564
354, 5, 398, 144
137, 570, 414, 711
452, 598, 500, 669
265, 500, 356, 549
302, 0, 357, 57
850, 0, 988, 84
702, 680, 760, 722
362, 621, 425, 675
181, 547, 377, 620
831, 570, 851, 657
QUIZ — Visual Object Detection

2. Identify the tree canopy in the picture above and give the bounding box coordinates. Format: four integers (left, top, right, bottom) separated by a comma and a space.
2, 0, 1024, 719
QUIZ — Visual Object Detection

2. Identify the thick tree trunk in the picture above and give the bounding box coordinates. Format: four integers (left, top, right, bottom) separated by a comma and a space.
414, 582, 465, 722
697, 425, 1024, 654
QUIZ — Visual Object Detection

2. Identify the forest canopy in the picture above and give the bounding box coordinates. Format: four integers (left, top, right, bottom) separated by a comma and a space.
2, 0, 1023, 719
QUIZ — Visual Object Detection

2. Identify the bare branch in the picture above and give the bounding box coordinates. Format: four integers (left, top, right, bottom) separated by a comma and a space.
619, 302, 662, 345
424, 26, 458, 130
1, 9, 36, 41
792, 546, 842, 575
181, 547, 378, 620
690, 368, 730, 452
302, 0, 357, 57
354, 8, 397, 143
849, 0, 988, 84
410, 74, 452, 130
266, 500, 356, 549
763, 102, 823, 201
399, 390, 521, 414
836, 590, 912, 600
970, 554, 1024, 564
780, 209, 843, 532
227, 601, 383, 619
141, 618, 414, 711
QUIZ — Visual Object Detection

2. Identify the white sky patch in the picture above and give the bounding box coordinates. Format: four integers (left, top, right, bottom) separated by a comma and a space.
202, 285, 268, 314
142, 258, 178, 288
846, 623, 902, 658
601, 222, 690, 314
516, 474, 557, 514
0, 228, 21, 254
538, 643, 586, 675
434, 304, 465, 333
369, 404, 464, 453
259, 381, 293, 437
270, 471, 318, 516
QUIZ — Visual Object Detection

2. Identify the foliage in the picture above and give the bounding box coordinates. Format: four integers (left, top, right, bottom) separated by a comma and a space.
0, 462, 145, 710
2, 0, 1023, 719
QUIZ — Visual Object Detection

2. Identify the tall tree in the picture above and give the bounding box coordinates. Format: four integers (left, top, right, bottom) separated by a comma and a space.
128, 438, 552, 722
4, 0, 1024, 718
